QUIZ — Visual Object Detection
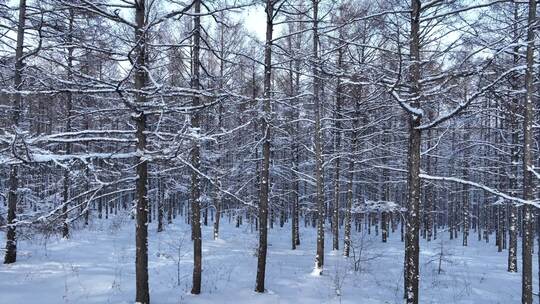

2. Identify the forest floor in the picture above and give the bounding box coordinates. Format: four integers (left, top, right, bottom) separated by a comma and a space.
0, 214, 531, 303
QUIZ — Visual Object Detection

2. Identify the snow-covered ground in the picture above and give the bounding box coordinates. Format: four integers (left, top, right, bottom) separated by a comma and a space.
0, 215, 530, 303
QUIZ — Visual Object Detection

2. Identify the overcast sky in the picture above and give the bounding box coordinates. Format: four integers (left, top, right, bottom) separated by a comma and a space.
242, 4, 266, 40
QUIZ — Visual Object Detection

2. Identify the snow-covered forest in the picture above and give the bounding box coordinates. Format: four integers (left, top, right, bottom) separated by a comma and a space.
0, 0, 539, 303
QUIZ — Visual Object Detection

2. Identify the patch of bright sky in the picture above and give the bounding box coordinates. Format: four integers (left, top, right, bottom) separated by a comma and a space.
240, 4, 266, 41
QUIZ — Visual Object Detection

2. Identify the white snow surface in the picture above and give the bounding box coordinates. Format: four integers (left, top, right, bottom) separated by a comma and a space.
0, 216, 529, 303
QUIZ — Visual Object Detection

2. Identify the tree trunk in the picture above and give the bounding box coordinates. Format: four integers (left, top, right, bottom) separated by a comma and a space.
84, 167, 90, 226
62, 8, 75, 239
157, 177, 164, 232
343, 152, 354, 257
425, 127, 433, 242
288, 21, 301, 250
312, 0, 325, 275
462, 120, 470, 247
134, 1, 150, 303
332, 42, 343, 251
522, 1, 536, 303
213, 184, 221, 240
508, 1, 520, 274
382, 167, 389, 243
404, 1, 422, 303
190, 0, 203, 295
4, 0, 27, 265
344, 89, 360, 257
167, 194, 173, 224
255, 0, 273, 293
213, 19, 226, 241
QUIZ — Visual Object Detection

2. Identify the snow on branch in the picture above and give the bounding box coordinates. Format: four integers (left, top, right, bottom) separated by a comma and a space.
417, 65, 527, 130
419, 173, 540, 207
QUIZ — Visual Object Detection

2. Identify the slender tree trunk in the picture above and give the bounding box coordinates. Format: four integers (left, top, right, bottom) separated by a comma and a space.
84, 167, 90, 226
4, 0, 27, 265
291, 96, 301, 249
382, 166, 389, 243
405, 1, 422, 303
312, 0, 325, 275
98, 196, 103, 219
167, 194, 173, 224
290, 91, 300, 249
382, 124, 391, 243
157, 177, 164, 232
343, 149, 354, 257
213, 19, 226, 241
344, 89, 360, 257
332, 46, 343, 251
405, 98, 422, 304
190, 0, 202, 295
134, 1, 149, 303
289, 23, 301, 250
462, 182, 469, 247
62, 8, 75, 239
522, 1, 536, 303
462, 120, 470, 247
425, 127, 433, 242
5, 165, 19, 264
538, 210, 540, 299
292, 157, 300, 249
213, 184, 221, 239
255, 0, 273, 293
508, 1, 520, 274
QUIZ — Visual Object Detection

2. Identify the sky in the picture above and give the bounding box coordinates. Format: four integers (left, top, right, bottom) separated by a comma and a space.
240, 4, 267, 41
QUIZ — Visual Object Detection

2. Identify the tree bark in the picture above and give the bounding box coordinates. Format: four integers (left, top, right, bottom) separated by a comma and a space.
134, 1, 150, 303
287, 25, 301, 250
312, 0, 325, 274
508, 0, 520, 274
157, 177, 164, 232
404, 1, 422, 303
4, 0, 27, 265
462, 120, 470, 247
343, 133, 356, 257
382, 168, 389, 243
62, 8, 75, 239
521, 0, 536, 302
213, 17, 226, 241
344, 84, 361, 257
190, 0, 203, 295
255, 0, 274, 293
332, 42, 343, 251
